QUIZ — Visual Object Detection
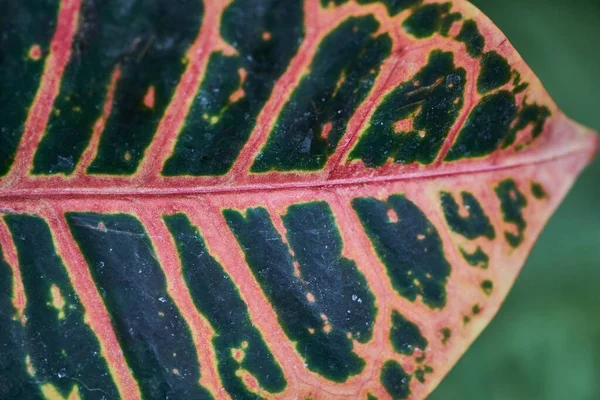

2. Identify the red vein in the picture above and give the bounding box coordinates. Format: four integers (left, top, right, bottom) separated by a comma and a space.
188, 198, 315, 396
226, 0, 323, 179
75, 66, 122, 175
226, 196, 393, 396
136, 208, 226, 399
327, 194, 392, 397
325, 5, 453, 171
0, 219, 26, 321
46, 207, 141, 400
434, 47, 480, 162
138, 1, 234, 182
0, 150, 587, 398
6, 0, 82, 183
0, 139, 593, 199
232, 1, 416, 183
330, 186, 479, 399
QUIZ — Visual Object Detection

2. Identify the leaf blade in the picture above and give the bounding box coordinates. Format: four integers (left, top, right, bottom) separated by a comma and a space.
0, 0, 597, 398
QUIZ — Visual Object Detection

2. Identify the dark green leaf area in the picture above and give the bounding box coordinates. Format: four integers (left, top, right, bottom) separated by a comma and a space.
531, 181, 548, 199
441, 191, 495, 240
440, 327, 451, 344
414, 365, 434, 383
66, 213, 213, 400
322, 0, 422, 15
512, 71, 529, 95
224, 201, 376, 382
445, 91, 517, 161
446, 59, 550, 160
481, 280, 493, 295
352, 195, 451, 309
502, 101, 551, 148
321, 0, 350, 5
349, 50, 465, 167
251, 16, 391, 172
0, 0, 59, 176
390, 310, 427, 356
381, 360, 412, 399
5, 215, 118, 399
403, 3, 461, 38
477, 51, 511, 94
357, 0, 423, 16
0, 243, 40, 399
460, 246, 490, 269
164, 213, 286, 397
163, 0, 304, 176
34, 0, 203, 175
495, 179, 528, 247
456, 19, 485, 57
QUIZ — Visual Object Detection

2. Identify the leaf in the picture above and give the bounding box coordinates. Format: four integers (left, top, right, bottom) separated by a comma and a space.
0, 0, 597, 399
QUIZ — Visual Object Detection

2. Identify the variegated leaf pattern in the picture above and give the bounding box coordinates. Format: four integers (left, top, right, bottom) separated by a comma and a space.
0, 0, 597, 399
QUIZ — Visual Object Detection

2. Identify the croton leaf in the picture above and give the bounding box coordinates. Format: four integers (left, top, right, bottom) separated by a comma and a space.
0, 0, 597, 399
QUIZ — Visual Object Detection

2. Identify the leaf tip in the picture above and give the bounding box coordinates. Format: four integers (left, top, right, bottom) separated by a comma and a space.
575, 121, 599, 166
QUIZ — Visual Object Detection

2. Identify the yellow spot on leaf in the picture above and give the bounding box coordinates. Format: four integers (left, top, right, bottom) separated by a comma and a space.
41, 383, 81, 400
25, 355, 35, 376
50, 284, 66, 320
333, 71, 346, 97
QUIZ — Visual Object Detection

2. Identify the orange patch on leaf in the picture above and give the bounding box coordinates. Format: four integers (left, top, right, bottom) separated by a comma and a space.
235, 369, 262, 395
321, 121, 333, 139
28, 44, 42, 61
393, 118, 414, 133
231, 348, 245, 362
387, 208, 399, 223
143, 86, 155, 109
229, 68, 247, 103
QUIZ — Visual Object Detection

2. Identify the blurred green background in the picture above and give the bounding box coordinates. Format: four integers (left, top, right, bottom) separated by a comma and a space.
430, 0, 600, 399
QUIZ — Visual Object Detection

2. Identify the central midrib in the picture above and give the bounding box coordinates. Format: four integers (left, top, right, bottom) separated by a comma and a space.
0, 146, 591, 199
